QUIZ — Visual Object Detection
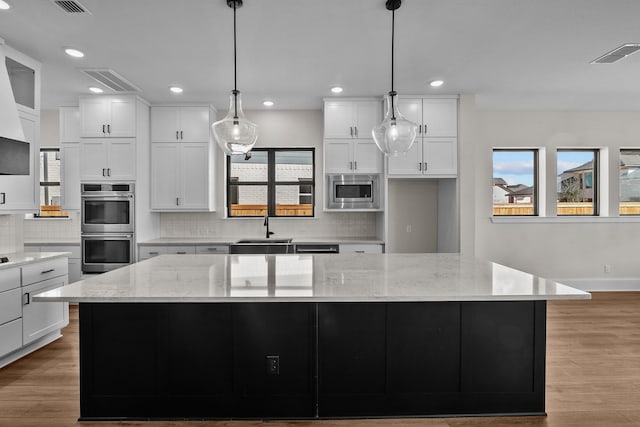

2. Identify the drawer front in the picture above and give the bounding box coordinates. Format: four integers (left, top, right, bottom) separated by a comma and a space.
166, 246, 196, 255
22, 258, 69, 286
43, 245, 81, 259
0, 319, 23, 358
0, 268, 20, 293
0, 288, 22, 325
339, 244, 384, 254
139, 246, 168, 259
195, 245, 230, 254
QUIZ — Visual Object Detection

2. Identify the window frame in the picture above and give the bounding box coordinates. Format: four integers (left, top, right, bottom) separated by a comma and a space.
39, 147, 61, 207
492, 148, 539, 217
619, 148, 640, 216
556, 148, 599, 216
226, 148, 316, 218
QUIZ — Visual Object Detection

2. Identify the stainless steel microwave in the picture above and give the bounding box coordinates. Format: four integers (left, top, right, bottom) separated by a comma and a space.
327, 174, 381, 209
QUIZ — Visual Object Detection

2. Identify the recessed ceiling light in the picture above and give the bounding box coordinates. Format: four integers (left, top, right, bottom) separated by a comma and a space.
64, 48, 84, 58
0, 1, 11, 10
430, 80, 444, 87
88, 86, 103, 93
169, 86, 183, 94
331, 86, 343, 94
262, 100, 274, 107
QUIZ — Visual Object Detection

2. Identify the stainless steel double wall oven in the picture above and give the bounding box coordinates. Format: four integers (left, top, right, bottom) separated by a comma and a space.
81, 183, 135, 273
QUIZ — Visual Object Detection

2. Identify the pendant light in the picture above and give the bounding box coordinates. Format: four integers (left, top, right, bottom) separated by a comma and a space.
212, 0, 258, 155
372, 0, 418, 157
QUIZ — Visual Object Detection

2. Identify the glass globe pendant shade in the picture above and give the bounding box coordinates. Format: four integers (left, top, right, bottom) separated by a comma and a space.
372, 91, 418, 157
212, 90, 258, 155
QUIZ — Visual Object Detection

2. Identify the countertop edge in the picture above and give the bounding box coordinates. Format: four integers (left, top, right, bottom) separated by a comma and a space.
0, 252, 71, 271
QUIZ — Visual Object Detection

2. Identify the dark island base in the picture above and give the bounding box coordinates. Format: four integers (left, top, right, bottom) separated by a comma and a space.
79, 301, 546, 420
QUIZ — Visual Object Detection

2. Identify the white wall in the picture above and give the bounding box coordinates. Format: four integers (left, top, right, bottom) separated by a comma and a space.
387, 179, 438, 253
159, 109, 379, 239
0, 215, 23, 254
459, 95, 640, 280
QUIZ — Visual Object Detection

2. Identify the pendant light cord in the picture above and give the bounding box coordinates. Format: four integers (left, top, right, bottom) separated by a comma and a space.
390, 6, 396, 120
391, 7, 395, 94
233, 0, 238, 118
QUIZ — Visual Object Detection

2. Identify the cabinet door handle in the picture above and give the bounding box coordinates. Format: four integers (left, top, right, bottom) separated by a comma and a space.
419, 125, 422, 134
40, 269, 55, 274
176, 252, 187, 255
102, 124, 106, 134
108, 168, 112, 176
418, 162, 422, 171
423, 124, 427, 134
354, 161, 358, 170
102, 168, 106, 176
355, 250, 365, 254
354, 126, 358, 137
424, 162, 427, 171
176, 131, 179, 140
107, 124, 111, 134
349, 161, 353, 170
0, 192, 5, 204
23, 292, 30, 305
180, 130, 183, 140
149, 251, 159, 255
349, 126, 353, 137
176, 197, 180, 206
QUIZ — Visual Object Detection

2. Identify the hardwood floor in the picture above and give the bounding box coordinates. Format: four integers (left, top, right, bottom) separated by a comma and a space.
1, 292, 639, 426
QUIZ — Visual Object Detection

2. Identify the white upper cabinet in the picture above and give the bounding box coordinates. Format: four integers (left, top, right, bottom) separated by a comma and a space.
150, 105, 215, 211
80, 139, 136, 181
59, 106, 80, 142
398, 97, 457, 137
324, 100, 382, 139
0, 114, 39, 212
421, 98, 457, 137
150, 142, 212, 211
79, 96, 136, 138
151, 106, 211, 143
389, 97, 458, 177
325, 140, 383, 174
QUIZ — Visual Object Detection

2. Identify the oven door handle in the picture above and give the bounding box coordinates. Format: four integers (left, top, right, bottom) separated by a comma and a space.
80, 195, 133, 199
82, 234, 133, 238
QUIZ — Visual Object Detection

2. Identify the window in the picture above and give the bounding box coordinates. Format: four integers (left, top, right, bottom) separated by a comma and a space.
227, 148, 315, 217
620, 149, 640, 215
557, 149, 598, 216
37, 148, 67, 217
492, 149, 538, 216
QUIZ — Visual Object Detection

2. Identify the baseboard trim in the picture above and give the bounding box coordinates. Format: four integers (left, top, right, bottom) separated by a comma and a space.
0, 331, 63, 369
552, 278, 640, 292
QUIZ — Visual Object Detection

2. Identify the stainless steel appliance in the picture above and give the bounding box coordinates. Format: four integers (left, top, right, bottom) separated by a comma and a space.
81, 234, 134, 273
81, 183, 134, 233
327, 174, 381, 209
81, 183, 135, 273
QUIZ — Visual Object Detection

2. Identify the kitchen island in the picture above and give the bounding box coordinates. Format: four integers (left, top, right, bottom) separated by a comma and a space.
35, 253, 590, 421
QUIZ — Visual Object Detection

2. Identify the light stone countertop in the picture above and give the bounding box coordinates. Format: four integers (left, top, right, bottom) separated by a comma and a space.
0, 251, 71, 271
138, 237, 384, 245
34, 253, 590, 303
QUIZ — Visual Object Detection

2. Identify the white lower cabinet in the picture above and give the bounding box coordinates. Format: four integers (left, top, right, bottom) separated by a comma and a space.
0, 256, 69, 367
24, 245, 81, 284
139, 244, 230, 261
339, 244, 384, 254
0, 319, 23, 358
22, 275, 68, 345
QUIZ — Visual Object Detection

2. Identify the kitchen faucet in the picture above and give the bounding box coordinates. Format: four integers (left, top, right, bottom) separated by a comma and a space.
264, 214, 274, 239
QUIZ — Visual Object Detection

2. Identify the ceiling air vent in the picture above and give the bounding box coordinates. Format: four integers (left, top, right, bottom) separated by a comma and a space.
81, 69, 142, 93
591, 43, 640, 64
51, 0, 91, 14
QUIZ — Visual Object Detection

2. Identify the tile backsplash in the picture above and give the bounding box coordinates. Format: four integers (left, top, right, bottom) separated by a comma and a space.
22, 212, 81, 242
160, 212, 378, 238
0, 214, 23, 254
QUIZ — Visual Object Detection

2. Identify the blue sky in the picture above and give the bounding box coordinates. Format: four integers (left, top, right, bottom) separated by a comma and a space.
493, 150, 594, 186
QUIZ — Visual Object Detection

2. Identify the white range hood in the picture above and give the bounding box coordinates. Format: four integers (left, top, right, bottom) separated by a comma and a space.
0, 37, 29, 175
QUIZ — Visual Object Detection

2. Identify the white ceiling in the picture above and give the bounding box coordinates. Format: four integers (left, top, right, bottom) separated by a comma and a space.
2, 0, 640, 111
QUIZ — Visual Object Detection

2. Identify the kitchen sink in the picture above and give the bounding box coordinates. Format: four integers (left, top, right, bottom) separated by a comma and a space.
234, 238, 293, 244
231, 238, 294, 254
